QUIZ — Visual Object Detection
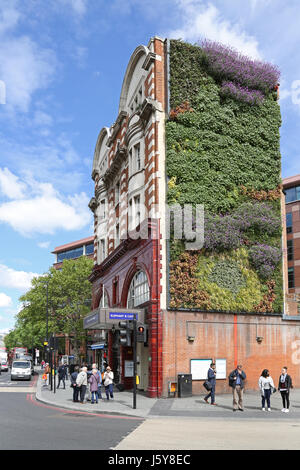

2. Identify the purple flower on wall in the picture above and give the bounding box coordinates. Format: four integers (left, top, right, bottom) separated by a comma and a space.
249, 244, 281, 279
200, 39, 280, 94
220, 81, 264, 106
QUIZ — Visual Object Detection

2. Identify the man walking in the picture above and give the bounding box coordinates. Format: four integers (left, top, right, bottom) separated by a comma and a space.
204, 362, 217, 405
76, 366, 88, 404
57, 362, 68, 389
229, 364, 246, 411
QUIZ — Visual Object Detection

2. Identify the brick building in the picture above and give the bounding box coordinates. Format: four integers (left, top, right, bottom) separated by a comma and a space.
87, 37, 300, 398
283, 174, 300, 315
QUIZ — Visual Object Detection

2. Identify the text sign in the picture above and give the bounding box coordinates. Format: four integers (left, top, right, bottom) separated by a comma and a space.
109, 312, 137, 320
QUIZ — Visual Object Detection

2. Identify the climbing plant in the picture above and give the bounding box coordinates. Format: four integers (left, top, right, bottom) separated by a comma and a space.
167, 39, 283, 314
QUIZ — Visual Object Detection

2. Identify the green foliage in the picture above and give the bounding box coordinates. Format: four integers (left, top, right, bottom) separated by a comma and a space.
8, 257, 93, 354
167, 40, 283, 314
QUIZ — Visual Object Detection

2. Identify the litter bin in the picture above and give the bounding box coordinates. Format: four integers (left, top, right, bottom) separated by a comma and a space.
177, 373, 192, 398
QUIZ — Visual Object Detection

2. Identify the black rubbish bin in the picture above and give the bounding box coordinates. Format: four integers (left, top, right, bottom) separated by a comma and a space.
177, 373, 193, 398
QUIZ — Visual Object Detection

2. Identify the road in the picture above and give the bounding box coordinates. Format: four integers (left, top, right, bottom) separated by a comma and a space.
0, 370, 143, 450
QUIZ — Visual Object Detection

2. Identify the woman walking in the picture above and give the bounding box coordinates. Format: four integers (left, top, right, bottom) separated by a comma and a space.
89, 369, 101, 404
103, 366, 114, 401
278, 366, 293, 413
76, 366, 88, 404
259, 369, 275, 412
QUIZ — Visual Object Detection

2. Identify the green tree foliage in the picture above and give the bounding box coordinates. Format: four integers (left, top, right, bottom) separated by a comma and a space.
5, 257, 93, 357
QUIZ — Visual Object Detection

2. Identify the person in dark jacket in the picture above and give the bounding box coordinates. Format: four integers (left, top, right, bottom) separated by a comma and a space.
70, 365, 80, 402
278, 366, 293, 413
229, 365, 247, 412
57, 362, 68, 389
204, 362, 217, 405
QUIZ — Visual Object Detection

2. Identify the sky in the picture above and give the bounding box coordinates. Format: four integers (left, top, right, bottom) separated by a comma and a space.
0, 0, 300, 333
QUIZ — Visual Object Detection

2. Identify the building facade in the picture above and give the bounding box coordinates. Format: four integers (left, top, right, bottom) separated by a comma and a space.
283, 174, 300, 315
87, 37, 300, 398
52, 236, 94, 270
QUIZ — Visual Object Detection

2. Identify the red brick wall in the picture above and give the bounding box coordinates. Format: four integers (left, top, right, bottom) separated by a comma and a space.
162, 309, 300, 396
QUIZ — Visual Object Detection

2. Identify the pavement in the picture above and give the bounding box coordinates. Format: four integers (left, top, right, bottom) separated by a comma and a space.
35, 369, 300, 420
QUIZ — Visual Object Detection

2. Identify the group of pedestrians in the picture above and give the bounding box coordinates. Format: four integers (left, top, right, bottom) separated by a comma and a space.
204, 362, 293, 413
70, 363, 114, 404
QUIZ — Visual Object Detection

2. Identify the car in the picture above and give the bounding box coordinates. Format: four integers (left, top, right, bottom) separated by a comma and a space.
11, 360, 32, 381
1, 361, 8, 372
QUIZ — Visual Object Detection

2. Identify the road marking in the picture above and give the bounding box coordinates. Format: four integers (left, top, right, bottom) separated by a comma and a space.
0, 387, 37, 392
27, 394, 143, 421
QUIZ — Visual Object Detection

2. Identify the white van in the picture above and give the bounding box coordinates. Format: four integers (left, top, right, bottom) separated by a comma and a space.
11, 360, 32, 381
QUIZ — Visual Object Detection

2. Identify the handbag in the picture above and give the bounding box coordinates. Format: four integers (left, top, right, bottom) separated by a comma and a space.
203, 380, 212, 391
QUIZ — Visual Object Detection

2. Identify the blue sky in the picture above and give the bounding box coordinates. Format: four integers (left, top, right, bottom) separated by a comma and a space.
0, 0, 300, 332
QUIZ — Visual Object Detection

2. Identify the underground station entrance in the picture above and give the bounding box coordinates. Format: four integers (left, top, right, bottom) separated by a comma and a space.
83, 307, 149, 392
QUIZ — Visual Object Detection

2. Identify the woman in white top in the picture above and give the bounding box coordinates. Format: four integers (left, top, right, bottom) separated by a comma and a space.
258, 369, 275, 412
103, 366, 114, 400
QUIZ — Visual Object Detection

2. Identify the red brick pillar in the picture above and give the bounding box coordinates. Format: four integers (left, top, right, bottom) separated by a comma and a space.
147, 220, 163, 398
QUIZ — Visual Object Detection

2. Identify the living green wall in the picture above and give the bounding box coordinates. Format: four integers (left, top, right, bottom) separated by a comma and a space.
167, 40, 283, 314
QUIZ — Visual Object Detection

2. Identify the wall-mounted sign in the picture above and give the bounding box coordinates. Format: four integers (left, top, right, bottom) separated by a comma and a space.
190, 358, 227, 380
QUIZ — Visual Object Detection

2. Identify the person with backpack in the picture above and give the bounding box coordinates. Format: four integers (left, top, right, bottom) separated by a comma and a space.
259, 369, 276, 412
204, 362, 217, 405
278, 366, 293, 413
228, 364, 246, 412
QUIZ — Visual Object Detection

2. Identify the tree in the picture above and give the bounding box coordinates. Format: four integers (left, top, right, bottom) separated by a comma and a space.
9, 256, 93, 360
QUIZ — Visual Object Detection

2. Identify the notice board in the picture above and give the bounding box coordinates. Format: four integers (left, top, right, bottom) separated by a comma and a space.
190, 358, 227, 380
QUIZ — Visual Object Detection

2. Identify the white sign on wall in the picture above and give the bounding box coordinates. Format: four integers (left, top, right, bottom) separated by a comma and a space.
190, 358, 227, 380
124, 360, 134, 377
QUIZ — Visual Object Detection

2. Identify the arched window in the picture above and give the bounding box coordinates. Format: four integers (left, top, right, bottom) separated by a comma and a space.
127, 271, 150, 308
100, 290, 109, 308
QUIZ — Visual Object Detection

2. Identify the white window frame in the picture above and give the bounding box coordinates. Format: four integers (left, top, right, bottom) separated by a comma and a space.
127, 270, 150, 308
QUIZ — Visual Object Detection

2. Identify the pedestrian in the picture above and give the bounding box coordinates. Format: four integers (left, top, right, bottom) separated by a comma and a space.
85, 364, 92, 401
228, 364, 246, 412
204, 362, 217, 406
278, 366, 293, 413
258, 369, 276, 412
76, 366, 88, 404
44, 362, 50, 385
57, 362, 68, 389
41, 360, 45, 370
103, 366, 114, 400
70, 365, 80, 402
92, 363, 103, 400
89, 369, 101, 404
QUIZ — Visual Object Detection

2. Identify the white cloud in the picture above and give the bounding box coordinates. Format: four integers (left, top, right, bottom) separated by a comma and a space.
0, 36, 57, 112
57, 0, 88, 16
0, 264, 39, 290
167, 2, 261, 59
37, 241, 51, 249
0, 169, 91, 236
0, 167, 26, 199
0, 293, 12, 307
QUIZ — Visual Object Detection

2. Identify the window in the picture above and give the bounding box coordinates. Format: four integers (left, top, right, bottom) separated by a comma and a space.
286, 212, 293, 234
134, 195, 141, 226
128, 194, 141, 230
127, 271, 150, 308
100, 289, 109, 308
287, 239, 294, 261
115, 182, 120, 206
134, 143, 141, 171
85, 243, 94, 256
100, 199, 106, 220
57, 246, 83, 262
288, 267, 295, 289
99, 239, 106, 262
116, 224, 120, 246
129, 142, 142, 176
285, 185, 300, 203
